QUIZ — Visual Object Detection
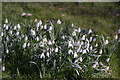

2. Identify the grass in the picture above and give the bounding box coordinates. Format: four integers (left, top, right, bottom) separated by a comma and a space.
2, 2, 120, 79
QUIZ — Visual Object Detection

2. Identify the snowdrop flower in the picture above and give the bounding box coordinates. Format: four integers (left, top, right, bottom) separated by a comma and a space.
81, 35, 85, 40
88, 29, 92, 34
52, 40, 55, 44
92, 64, 97, 68
5, 25, 9, 30
39, 42, 44, 47
118, 29, 120, 34
62, 36, 65, 39
25, 36, 28, 41
114, 35, 118, 40
44, 25, 47, 29
55, 47, 58, 52
36, 36, 39, 41
72, 31, 76, 36
6, 49, 9, 53
17, 24, 21, 29
22, 43, 27, 48
43, 38, 47, 42
68, 49, 73, 54
71, 23, 74, 27
2, 66, 5, 71
93, 38, 96, 41
78, 28, 81, 33
31, 29, 36, 36
57, 19, 61, 24
9, 30, 12, 35
105, 66, 109, 71
6, 36, 9, 41
48, 40, 52, 45
1, 32, 4, 37
106, 58, 110, 62
46, 52, 50, 57
105, 40, 109, 45
89, 37, 92, 42
14, 26, 17, 30
16, 31, 19, 35
40, 53, 45, 58
99, 49, 103, 54
79, 57, 83, 62
49, 26, 52, 31
36, 22, 40, 28
83, 49, 87, 54
68, 41, 73, 48
95, 44, 98, 47
5, 19, 8, 23
90, 46, 93, 51
39, 20, 42, 25
74, 52, 78, 58
27, 43, 30, 47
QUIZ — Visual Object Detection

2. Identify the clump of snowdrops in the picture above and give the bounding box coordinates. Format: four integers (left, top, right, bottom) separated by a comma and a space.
0, 19, 119, 79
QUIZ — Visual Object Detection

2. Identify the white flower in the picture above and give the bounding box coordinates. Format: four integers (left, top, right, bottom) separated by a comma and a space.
14, 26, 17, 30
92, 64, 97, 68
27, 43, 30, 47
79, 57, 83, 62
88, 29, 92, 34
40, 25, 43, 29
78, 28, 81, 33
6, 49, 9, 53
95, 44, 98, 47
74, 52, 78, 58
89, 37, 92, 42
40, 53, 45, 58
16, 31, 19, 35
39, 42, 44, 47
99, 49, 103, 54
48, 40, 52, 45
39, 20, 42, 25
62, 36, 65, 39
31, 29, 36, 36
68, 41, 73, 48
90, 46, 93, 51
93, 38, 96, 41
6, 36, 9, 41
5, 25, 9, 30
105, 40, 109, 45
52, 40, 55, 44
57, 19, 61, 24
105, 66, 109, 70
68, 49, 73, 54
22, 43, 27, 48
83, 49, 87, 54
55, 47, 58, 52
17, 24, 21, 29
72, 31, 76, 36
5, 19, 8, 23
2, 66, 5, 71
9, 30, 12, 35
71, 23, 74, 27
114, 35, 118, 40
44, 25, 47, 29
25, 36, 28, 41
46, 52, 50, 57
36, 36, 39, 41
81, 35, 85, 40
36, 22, 40, 28
43, 38, 47, 42
1, 32, 4, 37
106, 58, 110, 62
49, 26, 52, 31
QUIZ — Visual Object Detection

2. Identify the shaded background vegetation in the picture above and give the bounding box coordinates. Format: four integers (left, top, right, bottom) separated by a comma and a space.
2, 2, 120, 79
